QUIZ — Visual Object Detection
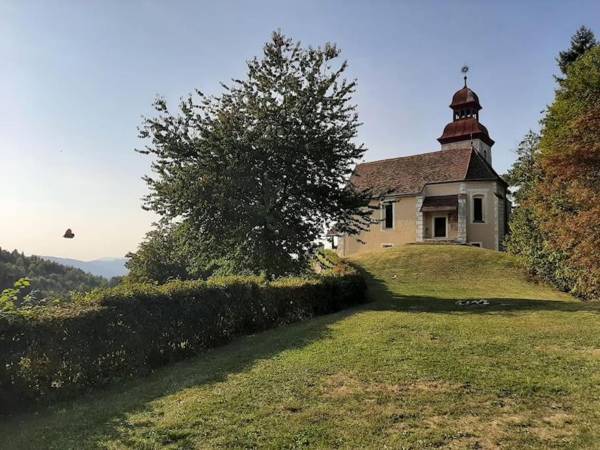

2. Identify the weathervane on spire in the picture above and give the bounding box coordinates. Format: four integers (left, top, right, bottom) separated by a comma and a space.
461, 65, 469, 87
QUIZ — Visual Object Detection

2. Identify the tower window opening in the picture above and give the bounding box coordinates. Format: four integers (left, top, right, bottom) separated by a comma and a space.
473, 196, 484, 223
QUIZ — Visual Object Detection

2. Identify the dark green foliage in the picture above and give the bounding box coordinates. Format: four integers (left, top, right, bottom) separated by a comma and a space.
504, 131, 542, 199
125, 221, 217, 283
125, 220, 227, 283
0, 260, 366, 413
137, 31, 371, 278
556, 26, 597, 79
0, 248, 107, 301
506, 206, 575, 292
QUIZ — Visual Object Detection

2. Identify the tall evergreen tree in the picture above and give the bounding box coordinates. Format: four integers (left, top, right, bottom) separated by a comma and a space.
556, 26, 597, 80
137, 32, 371, 277
505, 131, 542, 203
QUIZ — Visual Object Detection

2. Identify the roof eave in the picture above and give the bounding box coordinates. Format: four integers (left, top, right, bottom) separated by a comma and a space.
437, 133, 495, 146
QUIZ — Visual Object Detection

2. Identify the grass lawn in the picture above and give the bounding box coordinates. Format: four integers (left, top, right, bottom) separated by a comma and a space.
2, 245, 600, 449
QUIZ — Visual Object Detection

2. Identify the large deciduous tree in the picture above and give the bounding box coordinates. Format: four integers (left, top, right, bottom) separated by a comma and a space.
504, 132, 575, 292
136, 32, 370, 277
506, 27, 599, 299
534, 46, 600, 299
125, 221, 212, 283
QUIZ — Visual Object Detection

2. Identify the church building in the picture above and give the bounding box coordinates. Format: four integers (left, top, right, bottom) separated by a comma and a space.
336, 78, 510, 256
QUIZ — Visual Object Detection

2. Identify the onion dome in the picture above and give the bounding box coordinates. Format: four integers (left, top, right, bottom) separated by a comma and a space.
438, 77, 494, 146
450, 86, 481, 110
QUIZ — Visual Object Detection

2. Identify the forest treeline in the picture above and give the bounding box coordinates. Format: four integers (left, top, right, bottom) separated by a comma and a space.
506, 27, 600, 300
0, 247, 109, 299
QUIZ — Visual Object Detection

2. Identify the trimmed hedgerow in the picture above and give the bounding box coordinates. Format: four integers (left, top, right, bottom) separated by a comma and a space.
0, 262, 365, 413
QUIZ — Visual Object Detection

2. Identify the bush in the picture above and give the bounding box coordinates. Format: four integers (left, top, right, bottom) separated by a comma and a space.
0, 261, 366, 413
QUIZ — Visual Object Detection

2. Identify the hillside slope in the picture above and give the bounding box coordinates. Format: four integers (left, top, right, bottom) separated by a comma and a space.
0, 247, 107, 298
3, 245, 600, 449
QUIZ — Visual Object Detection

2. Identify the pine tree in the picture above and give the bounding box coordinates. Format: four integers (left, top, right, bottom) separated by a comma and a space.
556, 26, 597, 79
137, 32, 371, 277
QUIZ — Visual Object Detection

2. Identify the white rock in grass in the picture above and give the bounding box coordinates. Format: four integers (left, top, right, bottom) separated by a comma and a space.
457, 299, 490, 306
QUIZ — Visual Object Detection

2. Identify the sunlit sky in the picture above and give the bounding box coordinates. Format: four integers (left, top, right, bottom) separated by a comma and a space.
1, 1, 599, 260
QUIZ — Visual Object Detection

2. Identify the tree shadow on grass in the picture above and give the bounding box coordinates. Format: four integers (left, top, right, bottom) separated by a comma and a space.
363, 272, 600, 316
1, 304, 364, 448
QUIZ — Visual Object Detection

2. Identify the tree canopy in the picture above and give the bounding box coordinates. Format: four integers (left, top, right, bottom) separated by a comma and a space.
135, 32, 370, 278
556, 26, 597, 78
504, 133, 574, 293
507, 27, 600, 300
535, 45, 600, 298
125, 221, 218, 283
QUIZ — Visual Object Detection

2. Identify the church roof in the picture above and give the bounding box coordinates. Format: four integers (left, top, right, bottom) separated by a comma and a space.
350, 147, 504, 197
438, 117, 495, 146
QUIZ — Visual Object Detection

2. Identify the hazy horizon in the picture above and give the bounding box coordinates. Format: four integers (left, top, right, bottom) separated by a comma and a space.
2, 0, 599, 259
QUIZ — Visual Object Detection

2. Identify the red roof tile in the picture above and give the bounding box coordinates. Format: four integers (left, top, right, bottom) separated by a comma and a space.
350, 147, 503, 197
438, 118, 494, 146
450, 87, 481, 109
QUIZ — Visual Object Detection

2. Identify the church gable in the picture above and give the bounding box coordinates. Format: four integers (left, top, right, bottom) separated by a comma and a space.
464, 149, 505, 183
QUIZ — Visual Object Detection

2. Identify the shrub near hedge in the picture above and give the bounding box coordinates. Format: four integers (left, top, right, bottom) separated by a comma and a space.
0, 262, 366, 413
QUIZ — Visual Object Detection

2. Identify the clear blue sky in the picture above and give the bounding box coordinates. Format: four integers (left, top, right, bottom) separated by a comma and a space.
1, 0, 599, 260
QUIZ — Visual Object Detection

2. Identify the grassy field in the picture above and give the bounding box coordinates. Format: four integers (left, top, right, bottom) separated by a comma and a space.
2, 245, 600, 449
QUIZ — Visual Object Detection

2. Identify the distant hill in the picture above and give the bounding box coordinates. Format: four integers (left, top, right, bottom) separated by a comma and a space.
0, 248, 108, 298
40, 256, 128, 278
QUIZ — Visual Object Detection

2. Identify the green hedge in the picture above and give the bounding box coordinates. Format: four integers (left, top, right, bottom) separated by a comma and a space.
0, 262, 366, 413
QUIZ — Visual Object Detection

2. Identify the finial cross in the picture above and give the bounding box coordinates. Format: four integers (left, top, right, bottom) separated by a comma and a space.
461, 65, 469, 87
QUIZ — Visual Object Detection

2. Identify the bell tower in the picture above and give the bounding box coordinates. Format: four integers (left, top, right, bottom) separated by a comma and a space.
438, 70, 494, 165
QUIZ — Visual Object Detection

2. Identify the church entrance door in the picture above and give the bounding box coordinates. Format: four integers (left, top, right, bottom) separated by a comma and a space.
433, 216, 447, 238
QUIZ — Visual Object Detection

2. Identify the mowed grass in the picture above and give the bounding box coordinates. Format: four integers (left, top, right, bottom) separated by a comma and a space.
2, 245, 600, 449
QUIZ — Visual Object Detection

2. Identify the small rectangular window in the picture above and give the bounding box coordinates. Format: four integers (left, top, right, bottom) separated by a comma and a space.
383, 203, 393, 229
473, 197, 484, 223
